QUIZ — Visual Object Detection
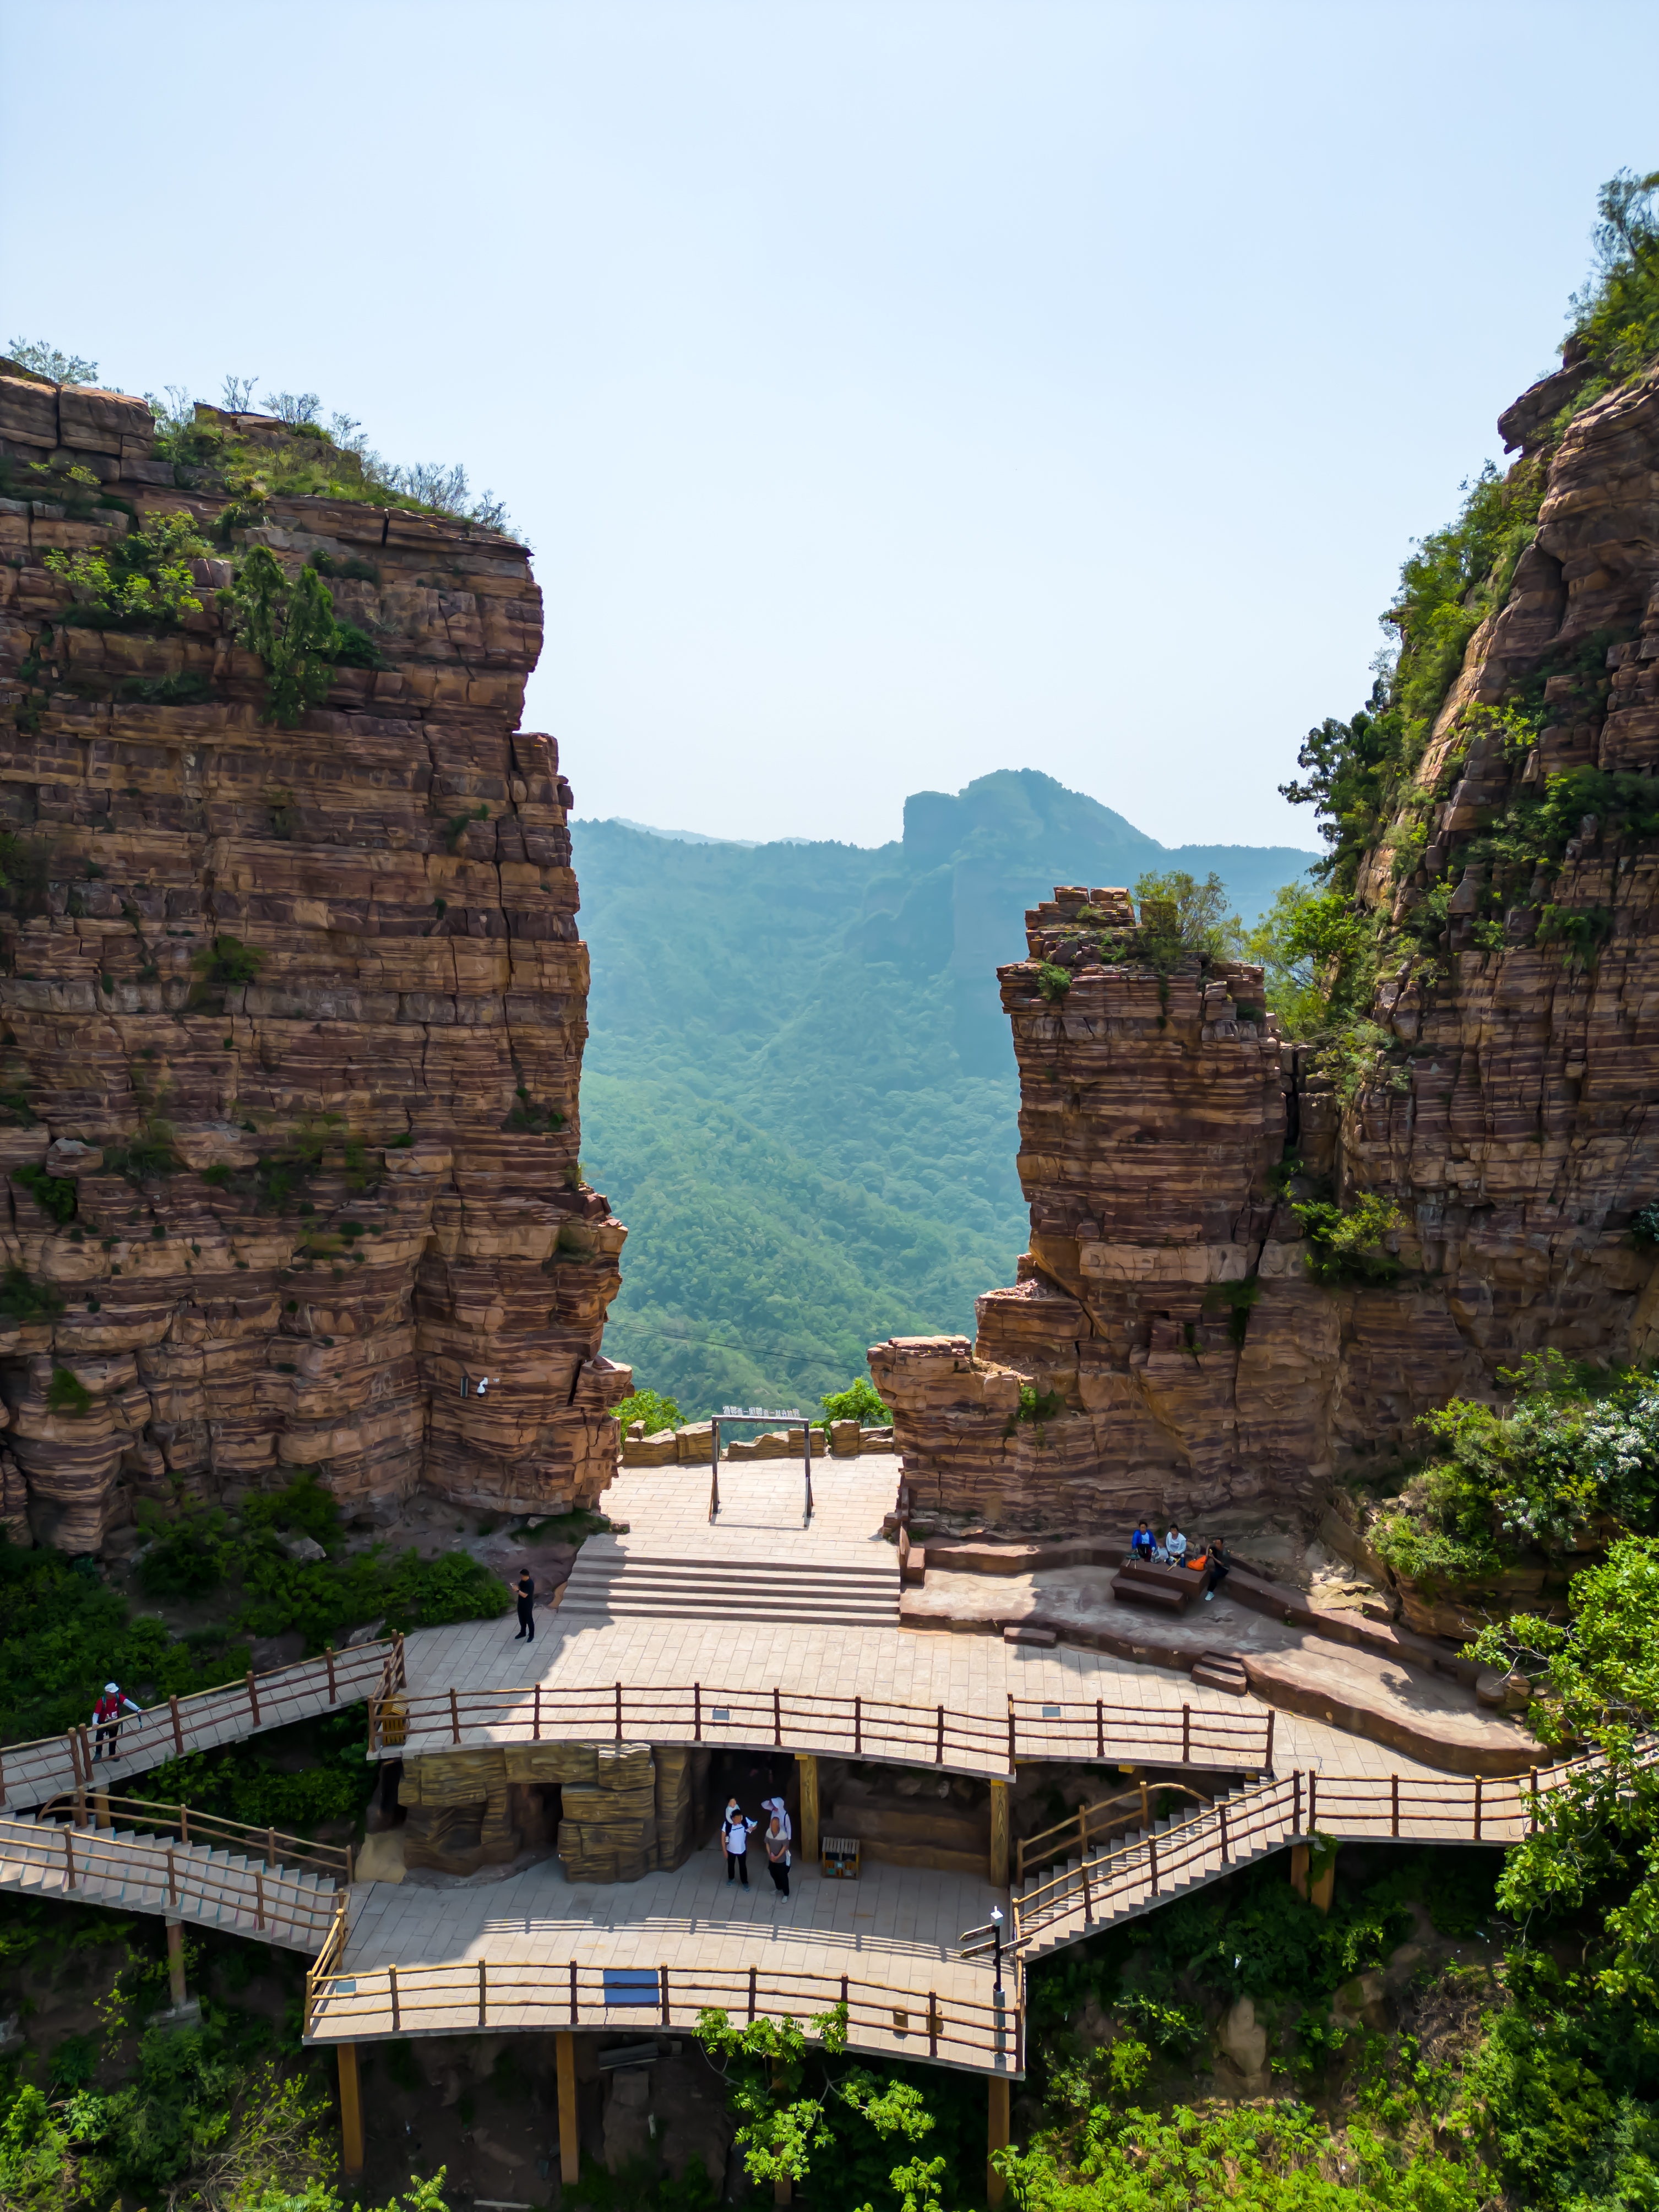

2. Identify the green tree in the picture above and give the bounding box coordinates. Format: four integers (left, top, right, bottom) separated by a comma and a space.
1471, 1536, 1659, 2001
5, 337, 98, 384
1133, 869, 1242, 964
230, 545, 344, 726
1568, 168, 1659, 387
1243, 881, 1369, 1036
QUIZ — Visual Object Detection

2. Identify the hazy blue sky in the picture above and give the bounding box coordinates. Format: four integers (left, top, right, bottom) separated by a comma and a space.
3, 1, 1656, 850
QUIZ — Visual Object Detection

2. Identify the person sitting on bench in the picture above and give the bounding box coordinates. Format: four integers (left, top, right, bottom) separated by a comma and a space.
1164, 1525, 1188, 1565
1204, 1538, 1231, 1600
1130, 1520, 1155, 1561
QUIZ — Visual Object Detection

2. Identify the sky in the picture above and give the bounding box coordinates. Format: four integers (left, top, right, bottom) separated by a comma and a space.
3, 1, 1656, 851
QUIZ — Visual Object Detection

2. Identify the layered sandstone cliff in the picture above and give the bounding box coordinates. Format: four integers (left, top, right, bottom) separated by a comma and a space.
873, 362, 1659, 1532
0, 376, 629, 1551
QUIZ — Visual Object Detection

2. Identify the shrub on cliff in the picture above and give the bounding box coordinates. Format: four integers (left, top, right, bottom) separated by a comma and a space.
1370, 1354, 1659, 1585
614, 1385, 684, 1433
820, 1376, 889, 1428
1566, 168, 1659, 394
43, 510, 210, 631
1132, 868, 1242, 965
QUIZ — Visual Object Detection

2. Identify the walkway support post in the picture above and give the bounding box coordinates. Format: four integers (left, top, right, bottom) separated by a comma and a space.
557, 2030, 579, 2186
166, 1917, 186, 2009
1288, 1843, 1310, 1901
1310, 1847, 1336, 1916
988, 2075, 1010, 2206
338, 2043, 364, 2175
989, 1779, 1010, 1888
798, 1754, 820, 1866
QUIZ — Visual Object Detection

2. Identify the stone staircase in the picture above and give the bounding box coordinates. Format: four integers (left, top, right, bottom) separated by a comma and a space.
0, 1814, 342, 1954
559, 1548, 899, 1628
1190, 1651, 1248, 1696
1014, 1784, 1283, 1960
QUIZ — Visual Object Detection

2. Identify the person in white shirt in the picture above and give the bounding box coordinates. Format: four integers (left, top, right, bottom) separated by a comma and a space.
1165, 1525, 1188, 1564
760, 1795, 792, 1842
721, 1800, 757, 1887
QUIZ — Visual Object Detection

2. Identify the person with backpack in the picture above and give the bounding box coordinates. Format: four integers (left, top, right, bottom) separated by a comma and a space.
92, 1683, 141, 1762
721, 1798, 757, 1887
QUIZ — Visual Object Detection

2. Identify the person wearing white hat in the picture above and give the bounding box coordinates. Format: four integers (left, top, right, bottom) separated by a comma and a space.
92, 1683, 141, 1762
760, 1795, 792, 1843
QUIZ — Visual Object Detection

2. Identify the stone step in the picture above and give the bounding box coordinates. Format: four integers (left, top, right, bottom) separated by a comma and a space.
561, 1549, 898, 1627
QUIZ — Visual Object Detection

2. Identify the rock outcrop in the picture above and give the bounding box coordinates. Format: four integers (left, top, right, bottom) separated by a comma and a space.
874, 361, 1659, 1532
0, 375, 629, 1550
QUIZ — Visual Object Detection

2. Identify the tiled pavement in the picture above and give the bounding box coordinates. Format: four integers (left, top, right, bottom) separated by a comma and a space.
395, 1456, 1511, 1789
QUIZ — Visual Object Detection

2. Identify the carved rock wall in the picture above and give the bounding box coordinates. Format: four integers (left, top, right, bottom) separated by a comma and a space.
0, 377, 629, 1551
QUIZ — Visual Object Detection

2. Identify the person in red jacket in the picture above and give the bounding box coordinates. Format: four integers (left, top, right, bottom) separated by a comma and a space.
92, 1683, 141, 1762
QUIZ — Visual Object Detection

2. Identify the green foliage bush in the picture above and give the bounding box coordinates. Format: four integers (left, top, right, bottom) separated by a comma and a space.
46, 1367, 93, 1416
12, 1162, 75, 1224
229, 546, 342, 727
0, 1265, 63, 1325
613, 1385, 684, 1433
1036, 961, 1071, 1001
1371, 1352, 1659, 1584
1565, 169, 1659, 390
43, 510, 210, 630
1295, 1190, 1407, 1286
1133, 869, 1243, 965
820, 1377, 889, 1427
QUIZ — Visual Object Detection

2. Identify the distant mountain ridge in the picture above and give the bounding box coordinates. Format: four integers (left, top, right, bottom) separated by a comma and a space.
576, 769, 1318, 1415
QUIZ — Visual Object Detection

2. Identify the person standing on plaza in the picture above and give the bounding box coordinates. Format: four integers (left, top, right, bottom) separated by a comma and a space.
513, 1567, 535, 1642
765, 1813, 791, 1899
761, 1793, 792, 1843
722, 1798, 757, 1886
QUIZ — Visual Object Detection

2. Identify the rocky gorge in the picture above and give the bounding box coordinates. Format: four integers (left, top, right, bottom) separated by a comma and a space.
872, 355, 1659, 1577
0, 375, 630, 1552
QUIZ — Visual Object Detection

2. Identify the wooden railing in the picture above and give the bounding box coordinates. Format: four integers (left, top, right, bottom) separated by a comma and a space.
32, 1792, 354, 1884
0, 1811, 340, 1948
1004, 1759, 1579, 1955
304, 1948, 1025, 2073
0, 1637, 405, 1811
367, 1680, 1274, 1780
1015, 1780, 1211, 1883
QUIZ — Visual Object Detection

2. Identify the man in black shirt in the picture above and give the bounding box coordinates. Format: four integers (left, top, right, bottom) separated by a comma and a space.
514, 1567, 536, 1640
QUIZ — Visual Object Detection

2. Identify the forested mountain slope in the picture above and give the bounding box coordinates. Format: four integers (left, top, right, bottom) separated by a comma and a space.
575, 769, 1316, 1412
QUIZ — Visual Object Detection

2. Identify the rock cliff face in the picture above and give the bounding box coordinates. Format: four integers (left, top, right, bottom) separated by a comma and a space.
874, 362, 1659, 1531
0, 376, 629, 1551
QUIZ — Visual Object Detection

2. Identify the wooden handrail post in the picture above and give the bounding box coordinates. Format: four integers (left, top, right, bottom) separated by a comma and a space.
748, 1965, 757, 2023
1391, 1775, 1399, 1839
1147, 1834, 1158, 1896
774, 1687, 782, 1748
266, 1825, 275, 1869
569, 1960, 578, 2025
247, 1670, 260, 1727
170, 1692, 184, 1757
1473, 1776, 1483, 1842
1080, 1855, 1094, 1924
478, 1959, 487, 2027
1265, 1709, 1275, 1772
1219, 1802, 1229, 1862
1095, 1698, 1103, 1759
928, 1991, 939, 2058
255, 1870, 265, 1930
1530, 1767, 1539, 1835
534, 1684, 541, 1742
325, 1646, 338, 1704
936, 1704, 945, 1765
1182, 1704, 1190, 1764
450, 1687, 461, 1746
167, 1845, 178, 1907
615, 1681, 623, 1743
1139, 1776, 1149, 1831
62, 1827, 75, 1890
1292, 1770, 1302, 1834
1007, 1694, 1016, 1770
694, 1683, 702, 1741
661, 1964, 670, 2028
180, 1803, 190, 1846
389, 1963, 400, 2031
853, 1695, 862, 1757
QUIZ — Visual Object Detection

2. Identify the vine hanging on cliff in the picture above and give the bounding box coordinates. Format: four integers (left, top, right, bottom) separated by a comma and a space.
228, 545, 342, 726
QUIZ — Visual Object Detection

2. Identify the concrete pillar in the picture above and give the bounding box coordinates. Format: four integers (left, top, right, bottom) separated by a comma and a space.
557, 2030, 579, 2186
798, 1754, 819, 1868
1288, 1843, 1309, 1901
338, 2043, 363, 2175
1310, 1848, 1336, 1916
988, 2075, 1010, 2205
989, 1779, 1010, 1888
165, 1918, 186, 2009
